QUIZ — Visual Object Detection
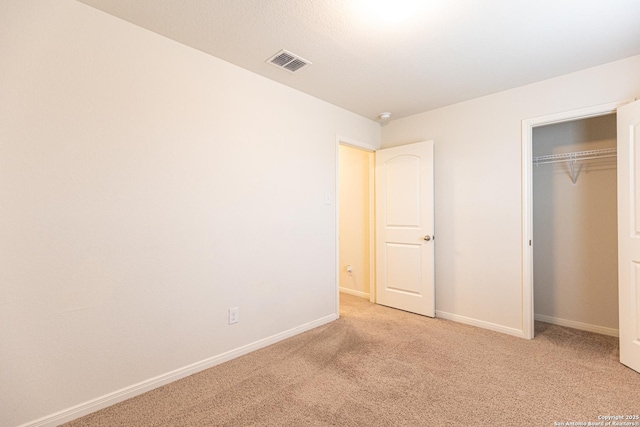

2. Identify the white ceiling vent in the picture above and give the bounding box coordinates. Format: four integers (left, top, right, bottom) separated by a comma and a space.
266, 49, 311, 73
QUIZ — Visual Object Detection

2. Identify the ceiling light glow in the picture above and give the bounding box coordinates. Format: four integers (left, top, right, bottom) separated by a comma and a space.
371, 0, 420, 23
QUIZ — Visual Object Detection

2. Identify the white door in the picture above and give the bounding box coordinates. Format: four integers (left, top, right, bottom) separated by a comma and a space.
618, 99, 640, 373
375, 141, 435, 317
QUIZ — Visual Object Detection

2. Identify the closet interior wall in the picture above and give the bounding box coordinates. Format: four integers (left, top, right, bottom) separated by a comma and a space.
532, 114, 618, 335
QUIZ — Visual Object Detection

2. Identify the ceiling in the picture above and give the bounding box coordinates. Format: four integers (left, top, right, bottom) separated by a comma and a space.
76, 0, 640, 121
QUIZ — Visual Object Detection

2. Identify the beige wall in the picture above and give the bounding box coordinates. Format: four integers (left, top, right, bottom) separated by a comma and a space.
339, 145, 372, 298
0, 1, 380, 426
533, 115, 618, 333
382, 54, 640, 336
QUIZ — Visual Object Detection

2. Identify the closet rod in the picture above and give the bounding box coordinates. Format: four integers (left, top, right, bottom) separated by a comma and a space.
533, 148, 616, 166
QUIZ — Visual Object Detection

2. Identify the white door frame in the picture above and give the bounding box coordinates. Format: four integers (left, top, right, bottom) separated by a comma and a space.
521, 99, 631, 339
335, 135, 377, 318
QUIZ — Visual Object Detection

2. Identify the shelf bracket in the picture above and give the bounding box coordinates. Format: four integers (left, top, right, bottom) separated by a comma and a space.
569, 153, 579, 185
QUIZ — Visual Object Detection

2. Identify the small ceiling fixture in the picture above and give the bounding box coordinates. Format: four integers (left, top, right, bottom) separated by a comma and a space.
378, 112, 392, 121
266, 49, 311, 73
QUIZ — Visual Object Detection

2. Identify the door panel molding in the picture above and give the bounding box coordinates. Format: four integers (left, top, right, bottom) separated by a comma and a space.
618, 99, 640, 373
376, 140, 435, 317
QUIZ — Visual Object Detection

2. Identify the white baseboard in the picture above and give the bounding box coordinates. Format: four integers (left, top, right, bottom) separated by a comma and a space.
534, 313, 619, 337
339, 287, 370, 299
18, 314, 338, 427
436, 310, 525, 338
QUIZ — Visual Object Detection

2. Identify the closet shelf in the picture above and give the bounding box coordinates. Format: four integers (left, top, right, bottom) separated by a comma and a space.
533, 148, 617, 166
533, 148, 617, 185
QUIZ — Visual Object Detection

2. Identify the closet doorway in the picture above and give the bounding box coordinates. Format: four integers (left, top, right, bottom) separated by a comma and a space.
532, 114, 618, 337
521, 100, 632, 340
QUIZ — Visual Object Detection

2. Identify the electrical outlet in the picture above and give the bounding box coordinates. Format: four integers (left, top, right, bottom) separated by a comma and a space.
229, 307, 239, 325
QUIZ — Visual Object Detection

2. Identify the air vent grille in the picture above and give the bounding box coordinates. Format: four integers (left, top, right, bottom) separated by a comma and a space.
267, 49, 311, 73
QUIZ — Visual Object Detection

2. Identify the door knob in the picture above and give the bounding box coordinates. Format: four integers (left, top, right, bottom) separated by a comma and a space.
423, 235, 431, 241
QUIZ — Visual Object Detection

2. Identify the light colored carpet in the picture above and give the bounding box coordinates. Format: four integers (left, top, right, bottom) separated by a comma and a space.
64, 294, 640, 426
